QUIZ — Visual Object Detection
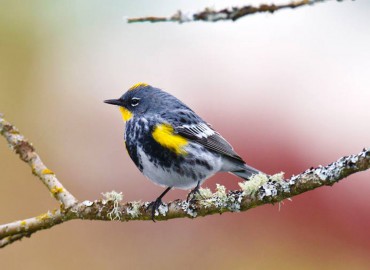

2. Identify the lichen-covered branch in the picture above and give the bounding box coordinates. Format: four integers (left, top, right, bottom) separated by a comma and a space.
127, 0, 346, 24
0, 115, 77, 207
0, 210, 64, 248
0, 114, 369, 248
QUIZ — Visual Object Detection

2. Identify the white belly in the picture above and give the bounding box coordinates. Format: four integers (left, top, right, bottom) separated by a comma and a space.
137, 145, 223, 190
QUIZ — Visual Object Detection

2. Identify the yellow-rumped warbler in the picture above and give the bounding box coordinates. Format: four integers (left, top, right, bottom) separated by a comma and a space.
105, 83, 262, 220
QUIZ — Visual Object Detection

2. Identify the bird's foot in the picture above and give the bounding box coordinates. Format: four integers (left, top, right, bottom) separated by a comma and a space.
147, 198, 164, 222
186, 182, 202, 204
147, 187, 172, 222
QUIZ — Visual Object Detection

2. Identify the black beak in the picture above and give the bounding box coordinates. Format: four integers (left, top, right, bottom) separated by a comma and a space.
104, 99, 123, 106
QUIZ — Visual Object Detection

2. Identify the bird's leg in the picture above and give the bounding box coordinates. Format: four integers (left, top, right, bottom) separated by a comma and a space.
148, 186, 172, 222
186, 181, 201, 203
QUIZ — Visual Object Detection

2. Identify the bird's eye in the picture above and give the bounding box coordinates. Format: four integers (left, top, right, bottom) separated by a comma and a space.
130, 97, 140, 107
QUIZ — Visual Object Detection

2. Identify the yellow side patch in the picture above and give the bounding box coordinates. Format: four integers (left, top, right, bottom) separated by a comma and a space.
129, 82, 149, 91
152, 124, 188, 155
119, 107, 133, 121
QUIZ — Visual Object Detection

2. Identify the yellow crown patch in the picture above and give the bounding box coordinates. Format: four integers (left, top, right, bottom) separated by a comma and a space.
129, 82, 149, 91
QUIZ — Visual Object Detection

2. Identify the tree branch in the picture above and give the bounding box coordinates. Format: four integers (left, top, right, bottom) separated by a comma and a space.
0, 114, 369, 248
0, 115, 77, 207
127, 0, 348, 24
0, 210, 64, 248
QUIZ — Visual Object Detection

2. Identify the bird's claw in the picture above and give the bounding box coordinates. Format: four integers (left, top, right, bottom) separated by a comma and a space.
186, 184, 202, 204
147, 198, 163, 222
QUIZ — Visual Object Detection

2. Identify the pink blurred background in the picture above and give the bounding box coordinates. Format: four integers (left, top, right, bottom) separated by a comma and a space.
1, 0, 370, 269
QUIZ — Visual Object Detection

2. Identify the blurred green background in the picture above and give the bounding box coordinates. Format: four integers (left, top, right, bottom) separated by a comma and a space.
1, 0, 370, 269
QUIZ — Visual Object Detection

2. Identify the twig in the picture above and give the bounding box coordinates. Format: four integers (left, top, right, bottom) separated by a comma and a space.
127, 0, 347, 24
0, 210, 64, 248
0, 114, 369, 248
0, 116, 77, 207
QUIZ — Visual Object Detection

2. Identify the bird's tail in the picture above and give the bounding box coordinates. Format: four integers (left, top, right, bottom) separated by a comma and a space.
231, 163, 264, 181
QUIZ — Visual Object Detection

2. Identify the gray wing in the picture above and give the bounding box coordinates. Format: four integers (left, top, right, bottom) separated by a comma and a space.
158, 109, 245, 163
175, 121, 245, 163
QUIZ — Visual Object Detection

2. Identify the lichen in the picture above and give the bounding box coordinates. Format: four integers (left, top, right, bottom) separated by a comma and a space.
127, 201, 141, 218
156, 204, 168, 217
31, 164, 37, 176
196, 187, 213, 200
278, 198, 293, 211
82, 200, 93, 207
270, 172, 285, 182
102, 191, 123, 220
197, 184, 229, 209
7, 134, 24, 151
36, 212, 51, 221
187, 207, 197, 217
19, 220, 29, 230
179, 201, 197, 217
305, 149, 369, 183
107, 207, 122, 220
258, 181, 279, 199
238, 173, 270, 196
213, 184, 228, 207
50, 186, 64, 196
42, 168, 54, 175
102, 191, 123, 202
227, 191, 244, 212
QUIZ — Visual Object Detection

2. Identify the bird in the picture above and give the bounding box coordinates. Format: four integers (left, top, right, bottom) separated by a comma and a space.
105, 83, 262, 220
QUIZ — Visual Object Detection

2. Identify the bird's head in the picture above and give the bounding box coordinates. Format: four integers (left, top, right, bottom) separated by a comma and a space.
104, 83, 188, 122
104, 83, 155, 122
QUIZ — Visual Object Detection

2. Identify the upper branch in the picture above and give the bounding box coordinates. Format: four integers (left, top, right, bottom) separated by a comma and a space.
127, 0, 345, 24
0, 115, 77, 207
